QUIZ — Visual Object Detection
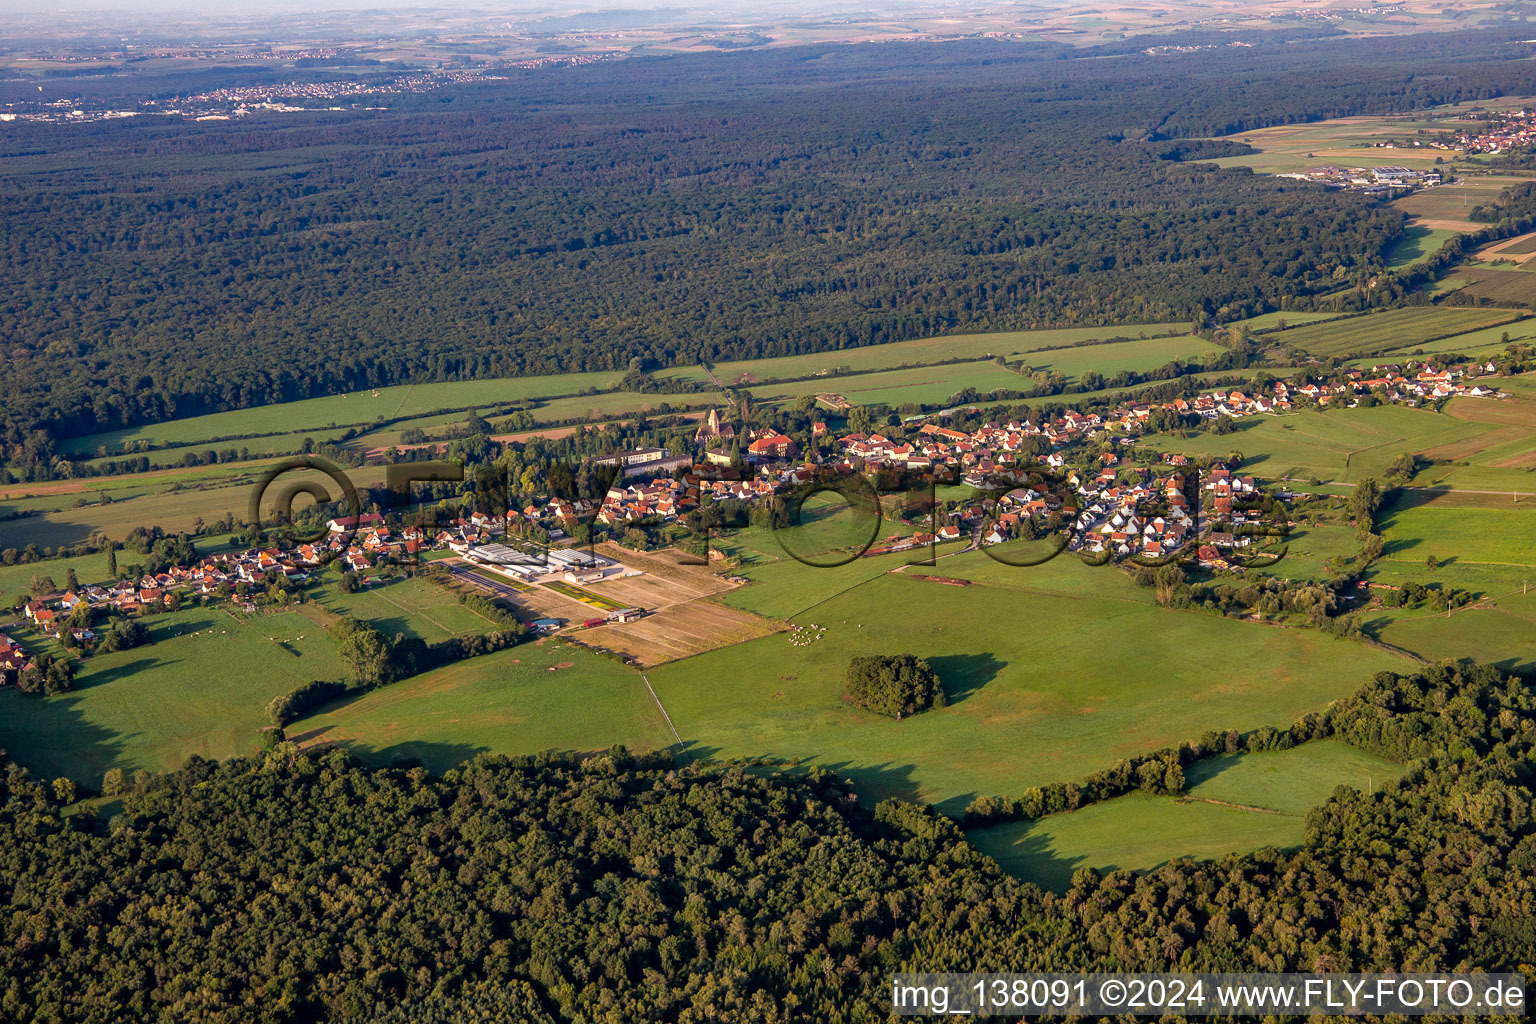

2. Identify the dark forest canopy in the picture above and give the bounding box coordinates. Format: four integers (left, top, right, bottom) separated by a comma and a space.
0, 661, 1533, 1022
4, 29, 1536, 455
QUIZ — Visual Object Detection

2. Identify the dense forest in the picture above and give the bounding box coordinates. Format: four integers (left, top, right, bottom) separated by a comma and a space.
0, 661, 1532, 1022
6, 28, 1536, 454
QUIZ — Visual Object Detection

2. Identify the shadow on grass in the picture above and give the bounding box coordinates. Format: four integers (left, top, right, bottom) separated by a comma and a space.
927, 652, 1004, 705
0, 687, 131, 788
357, 740, 491, 774
974, 822, 1099, 893
71, 656, 160, 692
1181, 752, 1243, 789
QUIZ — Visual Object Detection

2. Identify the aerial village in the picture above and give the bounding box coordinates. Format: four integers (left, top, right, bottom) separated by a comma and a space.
0, 357, 1502, 683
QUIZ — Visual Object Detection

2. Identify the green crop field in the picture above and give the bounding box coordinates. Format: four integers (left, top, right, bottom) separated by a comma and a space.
646, 550, 1408, 815
659, 324, 1184, 387
1152, 403, 1485, 484
59, 371, 627, 456
1378, 500, 1536, 570
542, 580, 628, 612
1267, 308, 1522, 359
288, 642, 673, 770
967, 741, 1404, 891
1351, 319, 1536, 363
307, 575, 505, 640
0, 606, 346, 787
1234, 311, 1349, 332
744, 360, 1036, 407
0, 463, 392, 549
743, 337, 1222, 407
54, 324, 1197, 458
1009, 336, 1223, 382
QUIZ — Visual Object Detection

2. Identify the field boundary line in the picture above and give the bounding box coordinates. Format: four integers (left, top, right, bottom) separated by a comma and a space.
1179, 796, 1297, 816
372, 587, 461, 637
389, 383, 416, 419
640, 673, 687, 757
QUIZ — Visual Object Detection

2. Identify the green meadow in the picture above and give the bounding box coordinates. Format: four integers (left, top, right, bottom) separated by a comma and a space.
307, 575, 507, 641
0, 606, 345, 787
0, 533, 239, 602
657, 323, 1184, 386
646, 550, 1408, 815
0, 464, 393, 549
1385, 226, 1458, 268
967, 741, 1405, 891
59, 371, 628, 456
289, 642, 673, 769
1155, 404, 1485, 484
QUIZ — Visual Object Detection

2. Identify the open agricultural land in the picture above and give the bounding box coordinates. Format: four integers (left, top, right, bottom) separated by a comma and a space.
0, 572, 512, 786
1436, 265, 1536, 305
967, 741, 1407, 891
644, 549, 1409, 815
1263, 307, 1525, 359
1346, 319, 1536, 364
1152, 401, 1491, 483
0, 463, 393, 551
658, 323, 1185, 386
57, 371, 627, 456
288, 641, 675, 771
52, 328, 1220, 466
9, 19, 1536, 1017
0, 605, 346, 786
1209, 102, 1492, 176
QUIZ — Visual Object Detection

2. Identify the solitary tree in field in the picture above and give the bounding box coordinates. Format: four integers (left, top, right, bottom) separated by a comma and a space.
845, 654, 944, 719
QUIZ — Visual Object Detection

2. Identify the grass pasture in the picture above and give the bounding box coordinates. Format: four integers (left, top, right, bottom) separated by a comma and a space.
657, 323, 1183, 387
1154, 403, 1484, 484
0, 607, 346, 787
647, 551, 1407, 815
967, 741, 1404, 891
307, 575, 505, 640
1385, 225, 1458, 268
0, 463, 392, 548
1266, 307, 1522, 359
289, 642, 674, 770
59, 371, 628, 456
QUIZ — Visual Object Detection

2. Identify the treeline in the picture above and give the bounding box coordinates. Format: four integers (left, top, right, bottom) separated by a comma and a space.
962, 660, 1529, 827
14, 30, 1536, 458
266, 612, 528, 726
0, 660, 1533, 1020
